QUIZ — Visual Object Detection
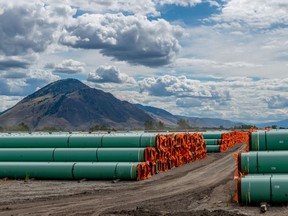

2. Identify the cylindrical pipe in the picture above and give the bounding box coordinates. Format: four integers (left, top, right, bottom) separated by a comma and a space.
73, 162, 139, 180
101, 134, 156, 147
0, 162, 75, 179
203, 132, 223, 139
238, 174, 288, 204
68, 134, 103, 148
239, 151, 288, 174
205, 139, 221, 145
250, 130, 288, 151
0, 148, 54, 161
0, 135, 69, 148
206, 145, 220, 153
0, 148, 147, 162
97, 148, 145, 162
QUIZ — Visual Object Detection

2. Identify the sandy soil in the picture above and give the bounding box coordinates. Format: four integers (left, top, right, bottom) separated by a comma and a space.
1, 144, 288, 216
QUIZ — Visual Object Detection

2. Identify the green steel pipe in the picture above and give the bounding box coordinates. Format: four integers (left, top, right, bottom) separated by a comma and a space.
250, 130, 288, 151
0, 162, 75, 179
0, 148, 54, 161
0, 162, 140, 180
239, 174, 288, 204
205, 139, 221, 145
97, 148, 145, 162
0, 148, 146, 162
73, 162, 139, 180
68, 134, 103, 148
0, 133, 157, 148
101, 134, 157, 147
0, 135, 69, 148
54, 148, 145, 162
203, 132, 223, 139
239, 151, 288, 174
54, 148, 98, 162
206, 145, 220, 153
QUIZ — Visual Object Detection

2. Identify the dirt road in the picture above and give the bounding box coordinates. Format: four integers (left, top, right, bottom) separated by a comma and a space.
1, 144, 287, 216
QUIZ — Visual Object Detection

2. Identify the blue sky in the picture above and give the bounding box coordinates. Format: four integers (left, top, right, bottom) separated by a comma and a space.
0, 0, 288, 124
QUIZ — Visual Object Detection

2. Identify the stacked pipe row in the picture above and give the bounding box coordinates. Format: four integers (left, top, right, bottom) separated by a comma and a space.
0, 132, 207, 181
235, 130, 288, 204
203, 131, 249, 153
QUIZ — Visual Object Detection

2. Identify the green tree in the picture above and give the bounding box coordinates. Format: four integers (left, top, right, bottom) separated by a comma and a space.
177, 119, 190, 130
157, 121, 165, 130
144, 120, 155, 131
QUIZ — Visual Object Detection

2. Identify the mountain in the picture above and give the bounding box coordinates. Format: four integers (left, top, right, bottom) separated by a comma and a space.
256, 119, 288, 128
0, 79, 153, 130
136, 104, 244, 129
182, 116, 243, 128
0, 78, 245, 130
135, 104, 178, 127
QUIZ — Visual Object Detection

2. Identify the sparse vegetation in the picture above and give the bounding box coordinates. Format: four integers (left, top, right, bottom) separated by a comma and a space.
0, 123, 30, 132
177, 119, 191, 130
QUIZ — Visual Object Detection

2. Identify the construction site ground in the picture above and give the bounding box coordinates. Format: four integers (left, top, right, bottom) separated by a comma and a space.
1, 144, 288, 216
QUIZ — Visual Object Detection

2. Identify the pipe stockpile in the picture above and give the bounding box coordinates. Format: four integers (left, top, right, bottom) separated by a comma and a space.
204, 131, 249, 153
237, 151, 288, 174
0, 162, 140, 180
236, 174, 288, 204
0, 132, 207, 181
248, 130, 288, 151
235, 130, 288, 204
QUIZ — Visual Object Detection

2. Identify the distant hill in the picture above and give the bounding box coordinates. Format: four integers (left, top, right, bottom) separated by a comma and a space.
135, 104, 244, 129
0, 79, 153, 130
135, 104, 178, 127
256, 119, 288, 129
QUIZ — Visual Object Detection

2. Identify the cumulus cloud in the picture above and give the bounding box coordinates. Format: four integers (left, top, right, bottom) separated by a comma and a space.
176, 98, 203, 107
60, 13, 183, 67
0, 96, 23, 112
265, 95, 288, 109
46, 59, 85, 74
156, 0, 219, 7
0, 58, 30, 70
139, 75, 231, 101
209, 0, 288, 28
0, 3, 75, 56
87, 65, 136, 84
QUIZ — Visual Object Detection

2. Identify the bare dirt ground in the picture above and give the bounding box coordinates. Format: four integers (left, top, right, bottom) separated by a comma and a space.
1, 144, 288, 216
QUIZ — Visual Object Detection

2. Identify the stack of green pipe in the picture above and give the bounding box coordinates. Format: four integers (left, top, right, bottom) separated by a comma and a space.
203, 132, 223, 153
238, 174, 288, 204
0, 133, 157, 148
250, 130, 288, 151
0, 162, 139, 180
0, 148, 145, 162
238, 130, 288, 203
0, 133, 159, 180
205, 139, 221, 153
239, 151, 288, 174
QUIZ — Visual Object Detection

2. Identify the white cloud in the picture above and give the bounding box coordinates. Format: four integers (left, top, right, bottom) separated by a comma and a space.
60, 13, 183, 67
156, 0, 219, 7
0, 96, 23, 112
0, 3, 75, 56
46, 59, 85, 74
209, 0, 288, 28
87, 65, 136, 84
139, 75, 231, 100
265, 95, 288, 109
